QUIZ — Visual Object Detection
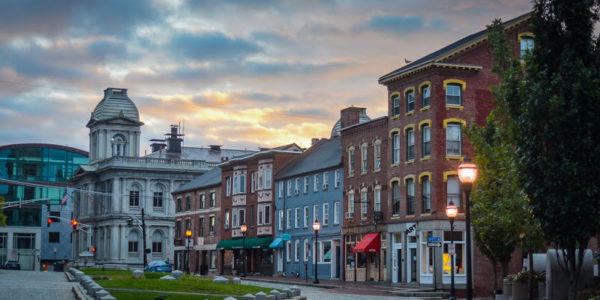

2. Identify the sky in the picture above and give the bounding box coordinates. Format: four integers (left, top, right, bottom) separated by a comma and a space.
0, 0, 532, 154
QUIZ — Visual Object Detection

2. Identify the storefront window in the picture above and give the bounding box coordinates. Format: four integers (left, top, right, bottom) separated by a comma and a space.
357, 252, 367, 268
443, 230, 465, 275
321, 241, 331, 263
421, 231, 434, 274
346, 244, 355, 268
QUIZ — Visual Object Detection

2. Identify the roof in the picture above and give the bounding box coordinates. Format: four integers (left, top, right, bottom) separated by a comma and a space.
173, 167, 221, 193
275, 137, 341, 179
145, 146, 256, 162
378, 12, 531, 84
0, 143, 88, 156
88, 88, 141, 127
341, 116, 388, 132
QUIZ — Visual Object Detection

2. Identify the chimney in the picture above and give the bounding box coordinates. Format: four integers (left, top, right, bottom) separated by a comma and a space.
221, 157, 229, 162
166, 125, 184, 157
340, 106, 364, 129
311, 138, 320, 145
210, 145, 222, 152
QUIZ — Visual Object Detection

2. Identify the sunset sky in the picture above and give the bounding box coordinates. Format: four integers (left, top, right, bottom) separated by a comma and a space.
0, 0, 531, 153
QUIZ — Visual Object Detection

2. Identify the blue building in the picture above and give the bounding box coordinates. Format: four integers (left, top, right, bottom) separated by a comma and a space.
273, 137, 343, 280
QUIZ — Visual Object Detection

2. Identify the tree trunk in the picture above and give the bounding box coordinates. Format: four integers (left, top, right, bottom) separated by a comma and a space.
529, 252, 534, 300
567, 247, 577, 300
492, 260, 498, 297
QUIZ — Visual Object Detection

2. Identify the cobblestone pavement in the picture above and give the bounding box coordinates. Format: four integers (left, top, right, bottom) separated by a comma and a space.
242, 279, 425, 300
0, 269, 76, 300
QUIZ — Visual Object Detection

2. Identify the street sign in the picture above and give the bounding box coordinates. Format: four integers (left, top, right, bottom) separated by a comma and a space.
427, 236, 441, 243
427, 241, 442, 248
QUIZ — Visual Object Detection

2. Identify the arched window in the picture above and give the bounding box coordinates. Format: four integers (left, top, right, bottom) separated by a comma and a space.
153, 184, 164, 208
111, 134, 128, 156
152, 230, 163, 253
128, 231, 139, 253
129, 184, 140, 207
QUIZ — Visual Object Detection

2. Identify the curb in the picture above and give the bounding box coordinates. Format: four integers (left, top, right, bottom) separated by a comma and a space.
242, 278, 338, 289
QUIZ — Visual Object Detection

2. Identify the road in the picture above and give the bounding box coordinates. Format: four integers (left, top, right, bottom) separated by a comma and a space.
242, 279, 424, 300
0, 269, 76, 300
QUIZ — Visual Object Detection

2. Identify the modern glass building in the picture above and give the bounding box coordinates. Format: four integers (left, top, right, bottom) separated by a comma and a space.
0, 144, 88, 270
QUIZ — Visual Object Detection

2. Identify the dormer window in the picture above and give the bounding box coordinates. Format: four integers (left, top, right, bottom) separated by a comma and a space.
111, 134, 128, 156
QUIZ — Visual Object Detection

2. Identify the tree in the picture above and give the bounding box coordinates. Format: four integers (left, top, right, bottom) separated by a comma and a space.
502, 1, 600, 299
0, 195, 6, 227
467, 20, 542, 297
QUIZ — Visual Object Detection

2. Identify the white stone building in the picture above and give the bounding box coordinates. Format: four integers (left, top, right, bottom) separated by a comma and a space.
71, 88, 252, 269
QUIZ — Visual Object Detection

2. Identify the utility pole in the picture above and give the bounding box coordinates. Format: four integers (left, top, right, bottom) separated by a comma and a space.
142, 208, 147, 268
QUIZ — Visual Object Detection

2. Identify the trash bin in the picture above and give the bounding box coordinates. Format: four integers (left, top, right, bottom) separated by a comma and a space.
53, 262, 64, 272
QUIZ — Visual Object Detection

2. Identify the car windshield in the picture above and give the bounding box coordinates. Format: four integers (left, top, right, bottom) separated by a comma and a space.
149, 260, 167, 266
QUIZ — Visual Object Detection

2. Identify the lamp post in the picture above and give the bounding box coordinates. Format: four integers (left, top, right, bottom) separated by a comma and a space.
446, 202, 458, 300
458, 157, 478, 300
127, 208, 148, 269
240, 224, 247, 277
185, 229, 192, 274
313, 219, 321, 284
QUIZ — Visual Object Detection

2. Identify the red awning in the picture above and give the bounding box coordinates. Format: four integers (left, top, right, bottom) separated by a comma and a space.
353, 233, 380, 253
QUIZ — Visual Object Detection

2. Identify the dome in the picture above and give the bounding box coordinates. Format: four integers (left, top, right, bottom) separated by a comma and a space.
330, 107, 371, 137
89, 88, 140, 124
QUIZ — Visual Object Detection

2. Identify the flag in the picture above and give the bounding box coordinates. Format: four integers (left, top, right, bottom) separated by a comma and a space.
61, 190, 70, 208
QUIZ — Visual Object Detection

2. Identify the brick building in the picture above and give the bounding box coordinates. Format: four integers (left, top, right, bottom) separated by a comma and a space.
217, 144, 301, 275
339, 106, 389, 282
377, 13, 531, 294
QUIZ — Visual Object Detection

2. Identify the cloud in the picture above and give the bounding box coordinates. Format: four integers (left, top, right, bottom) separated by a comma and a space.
169, 32, 262, 62
365, 15, 448, 35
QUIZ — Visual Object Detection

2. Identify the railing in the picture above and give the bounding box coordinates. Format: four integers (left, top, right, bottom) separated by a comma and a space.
96, 156, 218, 171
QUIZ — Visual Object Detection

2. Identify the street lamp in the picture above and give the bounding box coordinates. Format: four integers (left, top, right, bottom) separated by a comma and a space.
446, 202, 458, 300
185, 229, 192, 274
458, 157, 478, 300
313, 219, 321, 284
240, 224, 247, 277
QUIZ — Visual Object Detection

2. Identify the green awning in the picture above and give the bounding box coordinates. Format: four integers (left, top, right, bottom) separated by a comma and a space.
324, 249, 332, 260
217, 236, 273, 250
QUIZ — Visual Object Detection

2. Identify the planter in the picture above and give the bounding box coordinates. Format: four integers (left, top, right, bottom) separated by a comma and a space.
503, 279, 513, 297
512, 280, 539, 300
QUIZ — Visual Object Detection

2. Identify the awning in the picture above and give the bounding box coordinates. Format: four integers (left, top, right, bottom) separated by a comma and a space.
353, 233, 380, 253
217, 236, 273, 250
323, 249, 332, 260
269, 238, 284, 248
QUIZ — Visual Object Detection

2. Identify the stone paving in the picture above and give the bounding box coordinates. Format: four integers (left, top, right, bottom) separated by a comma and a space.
0, 269, 76, 300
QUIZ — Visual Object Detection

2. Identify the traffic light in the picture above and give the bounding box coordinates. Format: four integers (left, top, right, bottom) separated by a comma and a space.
91, 246, 96, 253
47, 218, 52, 227
71, 220, 78, 230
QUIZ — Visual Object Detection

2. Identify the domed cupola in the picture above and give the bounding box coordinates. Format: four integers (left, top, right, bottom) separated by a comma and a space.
87, 88, 142, 127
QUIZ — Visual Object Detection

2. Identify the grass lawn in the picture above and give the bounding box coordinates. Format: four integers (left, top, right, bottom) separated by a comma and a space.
82, 268, 275, 297
110, 291, 225, 300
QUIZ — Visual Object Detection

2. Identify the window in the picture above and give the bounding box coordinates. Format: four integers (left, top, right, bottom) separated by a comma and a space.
406, 128, 415, 161
286, 241, 292, 262
111, 134, 127, 156
520, 35, 534, 59
49, 232, 60, 243
258, 204, 270, 225
251, 171, 256, 193
392, 132, 400, 164
304, 176, 309, 193
334, 170, 340, 188
233, 173, 246, 195
392, 181, 400, 215
249, 205, 255, 228
50, 211, 60, 223
334, 202, 340, 225
286, 209, 292, 229
185, 219, 191, 230
304, 239, 310, 261
406, 90, 415, 112
361, 190, 368, 219
374, 188, 381, 212
313, 204, 319, 223
421, 85, 430, 108
422, 124, 431, 157
199, 194, 205, 209
361, 144, 368, 173
209, 216, 215, 234
443, 230, 465, 275
391, 94, 400, 116
287, 180, 292, 197
210, 250, 217, 269
295, 207, 300, 228
225, 176, 231, 197
185, 196, 191, 210
323, 172, 329, 190
295, 240, 300, 262
153, 185, 164, 208
323, 203, 329, 226
446, 84, 462, 105
176, 221, 181, 239
177, 198, 182, 212
295, 178, 300, 195
232, 208, 245, 228
224, 209, 230, 230
406, 178, 415, 215
129, 186, 140, 207
348, 192, 355, 215
198, 218, 204, 236
265, 169, 272, 189
278, 210, 284, 231
446, 123, 462, 156
421, 231, 434, 275
313, 174, 319, 192
374, 142, 381, 170
278, 181, 283, 198
152, 231, 163, 253
128, 231, 139, 253
321, 241, 332, 263
304, 206, 309, 228
422, 176, 431, 213
348, 148, 355, 176
447, 175, 461, 211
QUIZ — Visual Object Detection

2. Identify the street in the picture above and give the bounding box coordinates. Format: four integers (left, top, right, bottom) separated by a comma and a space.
0, 269, 76, 300
242, 279, 424, 300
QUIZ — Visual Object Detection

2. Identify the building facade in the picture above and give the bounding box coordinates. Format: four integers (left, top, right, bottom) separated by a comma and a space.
274, 137, 344, 280
70, 88, 247, 269
217, 145, 301, 276
339, 107, 389, 282
172, 166, 223, 275
0, 143, 88, 270
377, 14, 531, 294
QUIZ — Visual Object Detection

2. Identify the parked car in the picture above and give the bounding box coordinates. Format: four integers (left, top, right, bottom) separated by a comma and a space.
2, 261, 21, 270
144, 260, 172, 272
